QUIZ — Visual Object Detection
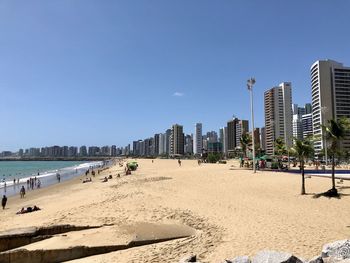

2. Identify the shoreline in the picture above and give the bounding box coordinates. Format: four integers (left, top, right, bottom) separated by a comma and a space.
0, 157, 112, 161
0, 159, 349, 262
0, 160, 110, 198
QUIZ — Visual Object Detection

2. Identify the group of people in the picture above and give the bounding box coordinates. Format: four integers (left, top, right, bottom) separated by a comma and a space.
12, 178, 20, 185
26, 177, 41, 190
82, 177, 92, 183
16, 206, 41, 214
101, 174, 113, 182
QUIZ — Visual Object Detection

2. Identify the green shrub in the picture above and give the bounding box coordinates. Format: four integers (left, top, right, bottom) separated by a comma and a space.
207, 153, 222, 163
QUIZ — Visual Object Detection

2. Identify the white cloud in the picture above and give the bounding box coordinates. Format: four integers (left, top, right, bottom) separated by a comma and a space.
173, 92, 184, 97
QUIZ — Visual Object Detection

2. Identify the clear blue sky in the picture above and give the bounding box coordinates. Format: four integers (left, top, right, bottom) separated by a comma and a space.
1, 1, 350, 151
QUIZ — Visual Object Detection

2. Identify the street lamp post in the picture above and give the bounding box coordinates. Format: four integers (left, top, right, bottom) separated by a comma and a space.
247, 77, 256, 173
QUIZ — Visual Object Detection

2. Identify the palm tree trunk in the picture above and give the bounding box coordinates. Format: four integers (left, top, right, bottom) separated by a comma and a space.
332, 154, 336, 190
301, 160, 305, 195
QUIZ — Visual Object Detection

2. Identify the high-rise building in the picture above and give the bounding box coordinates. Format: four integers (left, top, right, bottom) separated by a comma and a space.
292, 103, 312, 142
154, 134, 160, 156
158, 133, 166, 155
311, 60, 350, 154
184, 134, 193, 154
264, 82, 293, 155
219, 128, 224, 153
305, 103, 312, 114
293, 114, 303, 141
227, 118, 249, 153
227, 118, 238, 153
302, 113, 313, 138
165, 129, 171, 155
61, 146, 69, 157
235, 120, 249, 148
68, 146, 78, 157
79, 146, 87, 156
88, 146, 100, 156
111, 145, 117, 156
193, 123, 203, 155
202, 135, 208, 151
170, 124, 184, 156
206, 131, 218, 143
223, 127, 228, 155
253, 128, 260, 148
261, 127, 266, 151
101, 146, 111, 156
132, 140, 142, 156
144, 138, 152, 156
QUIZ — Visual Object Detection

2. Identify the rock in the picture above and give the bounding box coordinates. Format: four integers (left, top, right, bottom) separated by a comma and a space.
252, 250, 303, 263
323, 258, 350, 263
308, 256, 323, 263
322, 240, 350, 260
179, 254, 197, 262
224, 256, 251, 263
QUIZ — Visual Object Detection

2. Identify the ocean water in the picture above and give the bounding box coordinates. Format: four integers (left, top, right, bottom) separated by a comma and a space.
0, 160, 105, 197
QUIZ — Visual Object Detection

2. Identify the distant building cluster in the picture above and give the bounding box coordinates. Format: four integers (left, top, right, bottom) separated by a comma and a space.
2, 145, 131, 158
131, 119, 254, 158
2, 59, 349, 159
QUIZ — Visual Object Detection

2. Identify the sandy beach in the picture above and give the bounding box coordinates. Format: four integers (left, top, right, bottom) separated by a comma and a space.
1, 159, 350, 262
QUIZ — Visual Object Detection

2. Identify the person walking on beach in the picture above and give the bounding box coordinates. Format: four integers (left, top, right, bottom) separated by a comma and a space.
20, 186, 25, 198
178, 159, 182, 167
2, 195, 7, 209
37, 179, 41, 189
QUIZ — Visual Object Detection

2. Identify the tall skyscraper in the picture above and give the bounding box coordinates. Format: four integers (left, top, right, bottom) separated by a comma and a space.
193, 123, 203, 155
170, 124, 184, 156
206, 131, 218, 143
292, 114, 303, 140
235, 120, 249, 148
311, 60, 350, 154
227, 118, 249, 153
165, 129, 172, 155
158, 133, 166, 155
292, 103, 312, 142
111, 145, 117, 156
219, 128, 224, 153
79, 146, 87, 156
227, 118, 238, 153
184, 134, 193, 154
154, 134, 160, 156
264, 82, 293, 155
302, 113, 313, 138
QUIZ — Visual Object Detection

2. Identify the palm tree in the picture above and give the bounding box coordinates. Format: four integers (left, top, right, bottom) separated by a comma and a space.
322, 117, 350, 192
291, 137, 314, 195
240, 133, 251, 158
275, 137, 287, 157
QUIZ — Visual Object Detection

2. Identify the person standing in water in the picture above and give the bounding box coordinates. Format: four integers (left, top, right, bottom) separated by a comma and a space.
2, 195, 7, 209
